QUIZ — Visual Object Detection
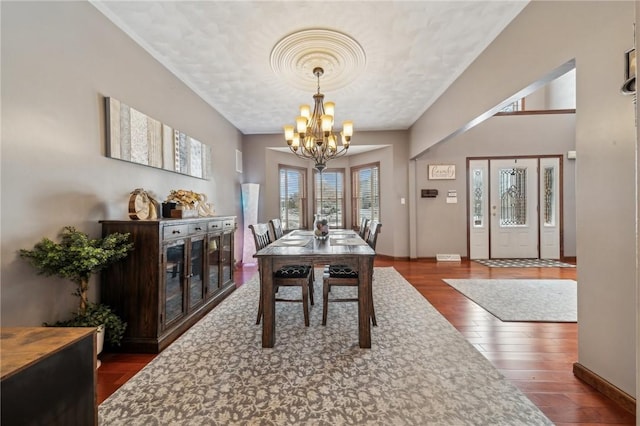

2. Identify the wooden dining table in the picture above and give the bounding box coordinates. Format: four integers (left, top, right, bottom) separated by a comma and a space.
254, 229, 376, 348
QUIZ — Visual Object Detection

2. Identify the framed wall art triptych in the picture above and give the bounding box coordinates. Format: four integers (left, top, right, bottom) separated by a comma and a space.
105, 97, 211, 179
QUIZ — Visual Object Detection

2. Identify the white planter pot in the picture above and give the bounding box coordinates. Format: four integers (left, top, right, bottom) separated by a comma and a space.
96, 325, 105, 369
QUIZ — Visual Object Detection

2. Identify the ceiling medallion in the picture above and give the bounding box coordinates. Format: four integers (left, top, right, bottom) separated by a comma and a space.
270, 28, 366, 92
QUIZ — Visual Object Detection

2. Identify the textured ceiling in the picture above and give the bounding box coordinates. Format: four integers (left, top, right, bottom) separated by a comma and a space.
91, 1, 528, 136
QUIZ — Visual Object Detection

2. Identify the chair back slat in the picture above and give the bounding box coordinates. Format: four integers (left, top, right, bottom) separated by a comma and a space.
366, 221, 382, 250
358, 217, 370, 239
269, 218, 284, 240
249, 223, 272, 252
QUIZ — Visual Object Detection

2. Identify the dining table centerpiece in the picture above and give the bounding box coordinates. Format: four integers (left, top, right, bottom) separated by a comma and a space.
314, 216, 329, 239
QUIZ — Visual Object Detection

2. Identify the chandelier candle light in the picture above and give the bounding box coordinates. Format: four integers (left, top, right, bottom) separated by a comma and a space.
283, 67, 353, 172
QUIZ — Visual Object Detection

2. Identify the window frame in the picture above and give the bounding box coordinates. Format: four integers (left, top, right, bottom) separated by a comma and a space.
278, 164, 308, 231
313, 168, 346, 229
350, 162, 380, 229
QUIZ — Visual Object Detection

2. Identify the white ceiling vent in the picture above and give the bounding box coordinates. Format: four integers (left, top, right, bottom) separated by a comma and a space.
436, 254, 461, 262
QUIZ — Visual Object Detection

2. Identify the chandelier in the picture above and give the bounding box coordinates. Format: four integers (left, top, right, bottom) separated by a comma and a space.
283, 67, 353, 172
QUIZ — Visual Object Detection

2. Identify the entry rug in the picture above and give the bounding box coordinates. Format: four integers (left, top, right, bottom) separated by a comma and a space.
474, 258, 576, 268
443, 278, 577, 322
100, 267, 552, 425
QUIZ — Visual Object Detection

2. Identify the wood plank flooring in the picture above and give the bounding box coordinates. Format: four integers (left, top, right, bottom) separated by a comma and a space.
98, 259, 635, 425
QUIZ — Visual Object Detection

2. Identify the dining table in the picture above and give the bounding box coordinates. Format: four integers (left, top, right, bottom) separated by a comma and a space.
254, 229, 376, 348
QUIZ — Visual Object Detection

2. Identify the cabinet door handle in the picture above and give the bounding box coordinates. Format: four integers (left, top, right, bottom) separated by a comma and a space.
173, 230, 181, 234
195, 227, 202, 231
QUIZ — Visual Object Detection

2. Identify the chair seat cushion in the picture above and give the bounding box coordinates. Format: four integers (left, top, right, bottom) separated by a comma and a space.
327, 264, 358, 278
275, 265, 311, 278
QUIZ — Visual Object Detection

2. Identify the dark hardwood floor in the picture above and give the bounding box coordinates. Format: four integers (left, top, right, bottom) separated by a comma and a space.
98, 259, 635, 425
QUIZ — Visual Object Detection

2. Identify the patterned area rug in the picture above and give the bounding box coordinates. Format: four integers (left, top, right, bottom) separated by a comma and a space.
99, 267, 552, 425
474, 258, 576, 268
443, 279, 577, 322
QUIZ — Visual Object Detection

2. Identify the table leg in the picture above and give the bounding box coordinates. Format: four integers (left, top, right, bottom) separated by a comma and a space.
261, 259, 275, 348
358, 257, 372, 348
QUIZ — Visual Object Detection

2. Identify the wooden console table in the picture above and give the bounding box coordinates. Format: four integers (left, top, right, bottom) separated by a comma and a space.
1, 327, 96, 425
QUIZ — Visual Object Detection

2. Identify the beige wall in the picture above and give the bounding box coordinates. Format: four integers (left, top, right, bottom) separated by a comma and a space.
410, 1, 636, 397
523, 69, 576, 111
415, 113, 576, 258
243, 130, 410, 258
2, 0, 636, 403
1, 2, 243, 326
547, 70, 576, 110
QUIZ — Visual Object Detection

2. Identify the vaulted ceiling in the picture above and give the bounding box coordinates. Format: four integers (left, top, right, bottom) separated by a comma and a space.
91, 1, 529, 136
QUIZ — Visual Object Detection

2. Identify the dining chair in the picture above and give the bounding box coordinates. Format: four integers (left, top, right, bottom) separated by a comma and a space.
358, 217, 370, 239
322, 221, 382, 326
268, 218, 284, 240
249, 223, 314, 326
365, 220, 381, 250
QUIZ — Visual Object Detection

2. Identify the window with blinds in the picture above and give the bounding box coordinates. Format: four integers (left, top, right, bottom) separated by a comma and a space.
279, 165, 307, 231
351, 163, 380, 228
499, 98, 525, 113
313, 169, 345, 228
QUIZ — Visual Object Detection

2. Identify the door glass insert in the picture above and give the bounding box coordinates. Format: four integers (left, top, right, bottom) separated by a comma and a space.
543, 166, 555, 226
208, 235, 220, 293
499, 167, 527, 226
164, 242, 185, 324
189, 239, 204, 308
222, 234, 232, 284
472, 168, 484, 227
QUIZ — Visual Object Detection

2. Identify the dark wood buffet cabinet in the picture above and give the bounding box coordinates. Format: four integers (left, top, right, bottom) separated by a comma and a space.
100, 216, 236, 353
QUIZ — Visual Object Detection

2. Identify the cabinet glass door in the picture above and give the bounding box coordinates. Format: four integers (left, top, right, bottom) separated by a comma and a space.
188, 237, 205, 309
221, 233, 232, 286
207, 235, 221, 295
164, 240, 186, 325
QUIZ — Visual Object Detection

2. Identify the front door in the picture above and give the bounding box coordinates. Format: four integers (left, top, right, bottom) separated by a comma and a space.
490, 158, 539, 258
469, 156, 563, 260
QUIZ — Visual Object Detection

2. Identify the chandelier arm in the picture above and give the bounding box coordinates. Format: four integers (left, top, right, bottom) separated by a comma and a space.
320, 145, 348, 162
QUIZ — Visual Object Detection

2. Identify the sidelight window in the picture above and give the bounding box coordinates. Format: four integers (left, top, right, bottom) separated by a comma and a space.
543, 166, 556, 226
472, 168, 485, 227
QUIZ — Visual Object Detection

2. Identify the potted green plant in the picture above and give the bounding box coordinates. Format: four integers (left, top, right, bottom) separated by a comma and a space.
19, 226, 134, 347
46, 302, 127, 348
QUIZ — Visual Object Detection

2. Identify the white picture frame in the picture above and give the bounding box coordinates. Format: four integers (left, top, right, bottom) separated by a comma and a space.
428, 164, 456, 180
